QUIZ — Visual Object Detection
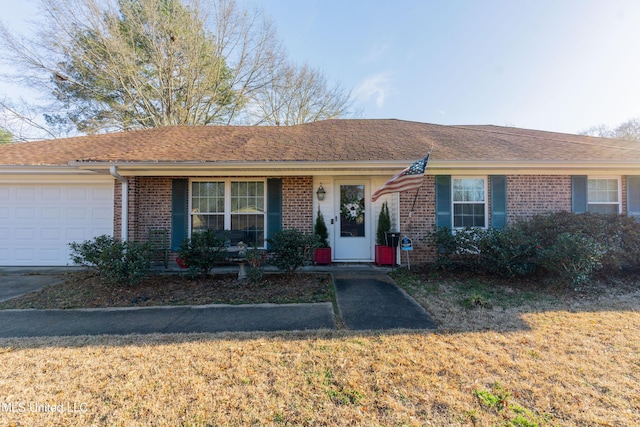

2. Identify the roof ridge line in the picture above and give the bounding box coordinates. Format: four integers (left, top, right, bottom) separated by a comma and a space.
454, 125, 640, 153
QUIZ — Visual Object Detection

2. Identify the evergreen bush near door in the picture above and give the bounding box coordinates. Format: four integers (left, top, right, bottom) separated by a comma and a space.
314, 209, 330, 248
376, 201, 391, 246
314, 209, 332, 265
267, 229, 316, 272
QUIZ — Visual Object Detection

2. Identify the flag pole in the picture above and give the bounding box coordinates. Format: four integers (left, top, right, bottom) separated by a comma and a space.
406, 143, 434, 225
402, 143, 435, 270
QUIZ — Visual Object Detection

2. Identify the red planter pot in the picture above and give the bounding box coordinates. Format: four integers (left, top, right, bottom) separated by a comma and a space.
375, 245, 396, 267
314, 247, 332, 265
175, 257, 189, 269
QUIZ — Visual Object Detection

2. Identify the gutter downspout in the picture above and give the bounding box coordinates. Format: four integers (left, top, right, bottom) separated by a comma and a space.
109, 166, 128, 241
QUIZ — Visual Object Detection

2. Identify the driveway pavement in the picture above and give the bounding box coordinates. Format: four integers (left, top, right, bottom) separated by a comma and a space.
0, 267, 436, 337
0, 270, 66, 302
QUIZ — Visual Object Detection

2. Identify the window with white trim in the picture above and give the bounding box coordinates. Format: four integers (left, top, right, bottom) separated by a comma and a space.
453, 177, 487, 228
588, 178, 620, 214
191, 180, 266, 246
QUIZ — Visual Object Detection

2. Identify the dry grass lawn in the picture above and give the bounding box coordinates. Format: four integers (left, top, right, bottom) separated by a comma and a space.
0, 270, 638, 426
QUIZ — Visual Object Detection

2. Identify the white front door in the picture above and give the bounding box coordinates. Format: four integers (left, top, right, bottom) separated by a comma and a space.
333, 181, 372, 261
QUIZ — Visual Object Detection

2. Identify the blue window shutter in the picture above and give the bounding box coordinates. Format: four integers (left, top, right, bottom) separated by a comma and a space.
171, 179, 188, 251
571, 175, 588, 214
267, 178, 282, 248
627, 176, 640, 218
490, 175, 507, 229
435, 175, 452, 229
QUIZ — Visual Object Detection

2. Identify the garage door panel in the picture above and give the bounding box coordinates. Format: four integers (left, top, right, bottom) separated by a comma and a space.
16, 207, 36, 219
15, 228, 35, 240
93, 187, 113, 199
0, 182, 114, 266
15, 187, 36, 200
42, 207, 62, 220
41, 228, 61, 240
40, 248, 63, 262
68, 188, 88, 200
42, 187, 61, 199
91, 227, 113, 236
91, 207, 112, 220
14, 248, 35, 261
66, 227, 92, 241
68, 208, 87, 220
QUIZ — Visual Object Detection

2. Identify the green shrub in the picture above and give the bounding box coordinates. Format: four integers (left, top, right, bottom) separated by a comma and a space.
314, 209, 330, 248
246, 246, 265, 283
433, 211, 629, 285
516, 213, 611, 284
177, 230, 228, 278
517, 211, 640, 272
537, 232, 605, 286
69, 235, 151, 286
433, 226, 486, 270
267, 229, 316, 273
475, 227, 538, 277
376, 201, 391, 246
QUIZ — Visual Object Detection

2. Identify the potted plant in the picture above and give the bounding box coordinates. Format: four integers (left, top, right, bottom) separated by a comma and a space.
313, 208, 332, 265
375, 201, 395, 266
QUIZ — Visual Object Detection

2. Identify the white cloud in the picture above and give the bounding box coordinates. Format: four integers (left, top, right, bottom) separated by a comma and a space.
353, 72, 394, 109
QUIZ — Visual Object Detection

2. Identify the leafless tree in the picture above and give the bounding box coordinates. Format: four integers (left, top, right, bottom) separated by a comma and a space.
0, 98, 60, 141
580, 118, 640, 142
252, 62, 355, 126
0, 0, 354, 137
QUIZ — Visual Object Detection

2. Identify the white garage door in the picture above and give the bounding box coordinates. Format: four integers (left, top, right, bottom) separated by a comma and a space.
0, 182, 114, 266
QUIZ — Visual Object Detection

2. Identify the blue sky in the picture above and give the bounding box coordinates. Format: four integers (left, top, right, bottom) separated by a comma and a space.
2, 0, 640, 135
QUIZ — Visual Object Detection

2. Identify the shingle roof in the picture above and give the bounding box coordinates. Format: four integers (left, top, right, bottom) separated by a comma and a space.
2, 119, 640, 167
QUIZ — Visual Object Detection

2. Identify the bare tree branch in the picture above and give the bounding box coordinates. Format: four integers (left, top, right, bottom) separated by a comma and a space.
0, 0, 357, 137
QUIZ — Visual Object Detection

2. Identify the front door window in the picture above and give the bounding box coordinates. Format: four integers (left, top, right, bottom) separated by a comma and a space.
340, 184, 366, 238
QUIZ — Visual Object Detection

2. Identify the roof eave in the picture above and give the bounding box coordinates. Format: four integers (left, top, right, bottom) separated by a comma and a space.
70, 159, 640, 176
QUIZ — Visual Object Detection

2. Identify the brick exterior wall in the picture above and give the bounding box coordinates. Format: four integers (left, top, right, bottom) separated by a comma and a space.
398, 176, 436, 265
506, 175, 572, 221
396, 175, 582, 264
113, 176, 314, 244
110, 173, 631, 266
282, 176, 314, 232
113, 177, 173, 245
132, 177, 173, 243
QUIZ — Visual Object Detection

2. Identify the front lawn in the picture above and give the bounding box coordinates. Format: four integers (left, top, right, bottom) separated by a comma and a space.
392, 267, 639, 332
0, 269, 638, 426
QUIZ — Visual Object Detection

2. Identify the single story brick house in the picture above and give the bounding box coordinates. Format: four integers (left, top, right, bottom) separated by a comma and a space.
1, 119, 640, 267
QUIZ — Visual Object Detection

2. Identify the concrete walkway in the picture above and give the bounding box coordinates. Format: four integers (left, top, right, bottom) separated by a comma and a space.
0, 304, 335, 337
0, 267, 436, 337
333, 273, 437, 330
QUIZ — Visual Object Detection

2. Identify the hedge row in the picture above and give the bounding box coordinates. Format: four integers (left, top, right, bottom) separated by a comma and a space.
434, 212, 640, 285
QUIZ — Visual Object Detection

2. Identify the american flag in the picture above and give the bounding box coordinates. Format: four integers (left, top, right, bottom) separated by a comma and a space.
371, 154, 430, 202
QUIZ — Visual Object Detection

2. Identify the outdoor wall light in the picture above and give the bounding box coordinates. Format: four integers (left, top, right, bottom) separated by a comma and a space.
316, 184, 326, 201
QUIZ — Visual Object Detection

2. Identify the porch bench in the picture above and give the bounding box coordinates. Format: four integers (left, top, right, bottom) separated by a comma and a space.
214, 230, 248, 250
